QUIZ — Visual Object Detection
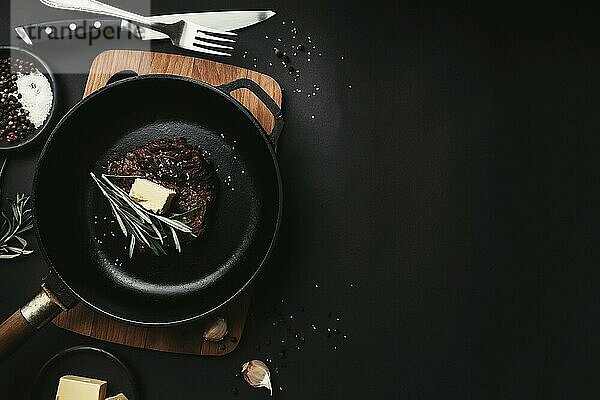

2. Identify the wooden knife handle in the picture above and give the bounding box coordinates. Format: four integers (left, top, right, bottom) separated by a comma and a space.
0, 287, 64, 361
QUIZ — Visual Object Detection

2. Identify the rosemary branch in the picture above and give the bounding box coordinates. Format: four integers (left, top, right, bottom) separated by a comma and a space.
90, 172, 196, 258
0, 159, 34, 259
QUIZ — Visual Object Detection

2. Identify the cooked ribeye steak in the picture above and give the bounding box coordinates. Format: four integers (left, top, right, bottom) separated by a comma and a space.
106, 137, 216, 241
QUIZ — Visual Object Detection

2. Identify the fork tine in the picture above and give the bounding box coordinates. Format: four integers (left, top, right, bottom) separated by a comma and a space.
195, 31, 236, 43
195, 25, 237, 36
191, 44, 232, 57
193, 39, 234, 50
166, 20, 233, 56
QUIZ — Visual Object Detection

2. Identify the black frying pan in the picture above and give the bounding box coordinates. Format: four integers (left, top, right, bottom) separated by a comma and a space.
0, 74, 283, 360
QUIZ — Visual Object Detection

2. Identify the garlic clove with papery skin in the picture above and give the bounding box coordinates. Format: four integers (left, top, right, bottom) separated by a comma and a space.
241, 360, 273, 396
203, 317, 228, 341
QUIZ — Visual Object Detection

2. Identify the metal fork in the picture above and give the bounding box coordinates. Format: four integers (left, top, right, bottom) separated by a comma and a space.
38, 0, 236, 56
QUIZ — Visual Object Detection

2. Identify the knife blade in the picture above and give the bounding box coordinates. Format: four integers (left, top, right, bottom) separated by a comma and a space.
128, 10, 275, 40
15, 10, 275, 45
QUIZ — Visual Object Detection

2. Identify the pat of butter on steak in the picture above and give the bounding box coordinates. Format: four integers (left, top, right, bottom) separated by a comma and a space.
129, 178, 176, 214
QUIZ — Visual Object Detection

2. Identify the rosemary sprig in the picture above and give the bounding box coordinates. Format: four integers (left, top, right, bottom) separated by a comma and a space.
0, 159, 34, 259
90, 172, 196, 258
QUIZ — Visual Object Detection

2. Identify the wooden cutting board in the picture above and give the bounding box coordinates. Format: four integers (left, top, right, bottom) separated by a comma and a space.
52, 50, 283, 356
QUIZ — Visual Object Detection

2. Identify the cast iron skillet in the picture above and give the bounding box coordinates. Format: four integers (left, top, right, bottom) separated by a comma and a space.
0, 74, 283, 360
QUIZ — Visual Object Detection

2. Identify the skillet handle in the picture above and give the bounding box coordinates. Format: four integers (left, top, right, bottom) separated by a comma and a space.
0, 285, 64, 361
218, 78, 284, 149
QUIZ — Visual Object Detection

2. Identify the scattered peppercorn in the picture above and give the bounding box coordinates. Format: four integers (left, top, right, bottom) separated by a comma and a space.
296, 44, 305, 51
274, 47, 283, 58
288, 66, 295, 73
282, 55, 290, 63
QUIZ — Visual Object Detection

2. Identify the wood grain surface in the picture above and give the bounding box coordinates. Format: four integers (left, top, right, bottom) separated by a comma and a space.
52, 50, 282, 356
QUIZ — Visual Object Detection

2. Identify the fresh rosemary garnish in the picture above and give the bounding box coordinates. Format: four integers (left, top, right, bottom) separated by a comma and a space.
0, 159, 34, 259
90, 172, 196, 258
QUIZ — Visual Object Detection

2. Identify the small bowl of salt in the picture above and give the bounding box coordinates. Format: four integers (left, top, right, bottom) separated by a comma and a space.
0, 46, 57, 152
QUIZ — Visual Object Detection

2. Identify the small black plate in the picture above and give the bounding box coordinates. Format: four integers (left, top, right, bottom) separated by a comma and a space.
31, 346, 137, 400
0, 46, 57, 153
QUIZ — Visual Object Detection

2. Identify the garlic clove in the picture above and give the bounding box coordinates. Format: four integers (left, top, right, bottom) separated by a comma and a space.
241, 360, 272, 396
203, 317, 228, 341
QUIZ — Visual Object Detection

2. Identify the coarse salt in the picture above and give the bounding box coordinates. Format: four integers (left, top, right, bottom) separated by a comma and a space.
16, 70, 53, 128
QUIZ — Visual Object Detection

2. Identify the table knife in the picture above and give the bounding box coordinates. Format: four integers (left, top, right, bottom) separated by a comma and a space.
15, 10, 275, 45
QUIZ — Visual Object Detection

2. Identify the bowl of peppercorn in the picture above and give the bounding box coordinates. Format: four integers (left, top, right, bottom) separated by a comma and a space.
0, 46, 57, 152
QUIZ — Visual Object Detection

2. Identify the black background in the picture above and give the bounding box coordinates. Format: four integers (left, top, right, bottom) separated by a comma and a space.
0, 0, 597, 399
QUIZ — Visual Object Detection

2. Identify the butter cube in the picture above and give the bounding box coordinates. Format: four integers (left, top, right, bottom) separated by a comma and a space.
129, 178, 176, 214
56, 375, 107, 400
106, 394, 129, 400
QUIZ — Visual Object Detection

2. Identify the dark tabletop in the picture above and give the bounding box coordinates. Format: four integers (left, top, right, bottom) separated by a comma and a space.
0, 1, 597, 399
